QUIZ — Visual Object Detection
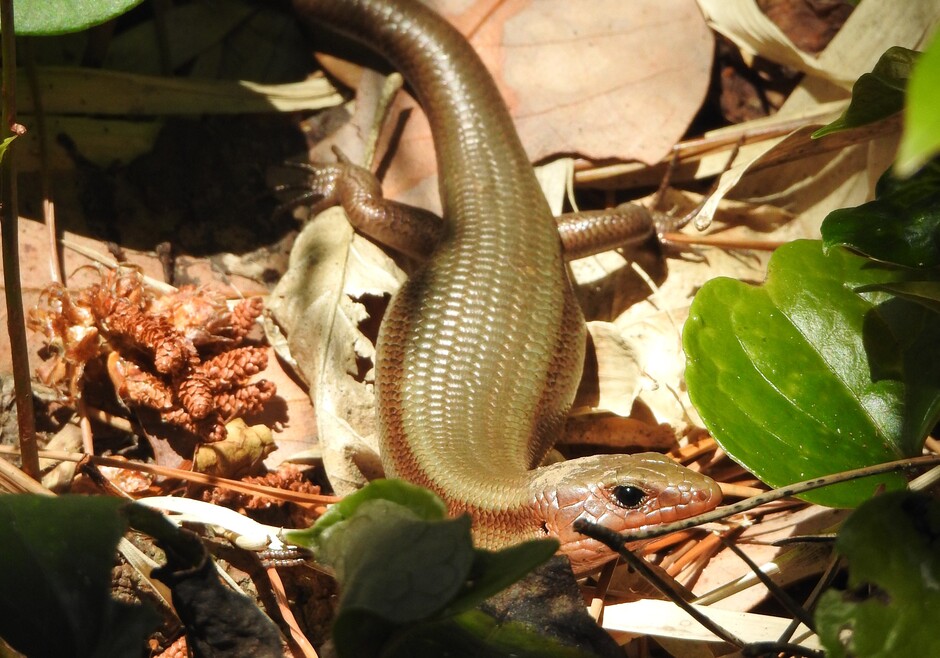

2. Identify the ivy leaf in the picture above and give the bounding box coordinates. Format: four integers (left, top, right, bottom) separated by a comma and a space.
0, 495, 159, 658
684, 240, 940, 507
821, 159, 940, 267
813, 46, 917, 138
0, 0, 146, 35
816, 492, 940, 657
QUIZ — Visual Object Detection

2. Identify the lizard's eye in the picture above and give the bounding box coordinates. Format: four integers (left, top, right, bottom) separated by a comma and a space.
612, 485, 646, 508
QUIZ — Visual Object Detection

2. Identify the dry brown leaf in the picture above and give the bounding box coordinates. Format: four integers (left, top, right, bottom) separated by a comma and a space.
252, 348, 319, 469
563, 415, 677, 453
0, 223, 167, 377
339, 0, 712, 212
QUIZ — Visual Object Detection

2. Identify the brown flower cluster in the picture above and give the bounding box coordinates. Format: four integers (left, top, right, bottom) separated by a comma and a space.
29, 267, 275, 442
202, 463, 321, 527
203, 463, 320, 509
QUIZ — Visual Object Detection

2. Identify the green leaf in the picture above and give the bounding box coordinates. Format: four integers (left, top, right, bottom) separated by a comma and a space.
446, 540, 560, 616
0, 135, 17, 166
855, 281, 940, 315
897, 29, 940, 176
325, 500, 476, 623
816, 492, 940, 657
291, 480, 567, 657
284, 478, 448, 549
0, 495, 159, 658
821, 159, 940, 267
0, 0, 146, 35
322, 499, 477, 657
813, 47, 917, 138
331, 609, 399, 658
684, 240, 940, 507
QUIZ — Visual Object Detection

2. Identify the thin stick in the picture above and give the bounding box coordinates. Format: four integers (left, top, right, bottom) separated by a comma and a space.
23, 39, 62, 284
0, 0, 39, 479
581, 454, 940, 544
267, 566, 320, 658
609, 543, 748, 647
0, 445, 341, 506
661, 232, 786, 251
779, 551, 841, 645
719, 536, 816, 632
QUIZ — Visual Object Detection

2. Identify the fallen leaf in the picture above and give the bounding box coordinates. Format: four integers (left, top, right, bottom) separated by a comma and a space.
693, 505, 849, 612
267, 207, 405, 495
331, 0, 712, 213
695, 0, 940, 233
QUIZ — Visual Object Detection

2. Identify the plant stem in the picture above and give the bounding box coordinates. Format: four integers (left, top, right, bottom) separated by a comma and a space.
1, 1, 40, 479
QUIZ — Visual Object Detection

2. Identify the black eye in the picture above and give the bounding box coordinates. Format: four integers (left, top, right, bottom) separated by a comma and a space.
612, 485, 645, 508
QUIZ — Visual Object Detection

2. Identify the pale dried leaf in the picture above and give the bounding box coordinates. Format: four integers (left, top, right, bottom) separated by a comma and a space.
310, 69, 391, 169
535, 157, 575, 217
603, 599, 819, 647
695, 0, 940, 232
267, 207, 405, 494
578, 321, 643, 418
39, 422, 83, 491
604, 245, 766, 431
697, 0, 853, 85
694, 506, 848, 611
20, 68, 341, 116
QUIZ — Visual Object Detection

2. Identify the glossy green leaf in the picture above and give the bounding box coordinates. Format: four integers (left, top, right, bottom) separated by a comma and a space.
897, 29, 940, 176
821, 159, 940, 267
0, 0, 146, 35
684, 240, 940, 507
813, 47, 917, 139
0, 495, 159, 657
816, 492, 940, 657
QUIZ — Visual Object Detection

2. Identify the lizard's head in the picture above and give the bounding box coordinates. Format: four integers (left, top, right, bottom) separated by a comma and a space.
531, 453, 721, 572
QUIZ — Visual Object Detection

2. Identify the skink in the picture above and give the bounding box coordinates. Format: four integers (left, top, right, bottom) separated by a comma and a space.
292, 0, 721, 570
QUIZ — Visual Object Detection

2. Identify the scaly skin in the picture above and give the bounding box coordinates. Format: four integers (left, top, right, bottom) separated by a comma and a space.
292, 0, 720, 570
